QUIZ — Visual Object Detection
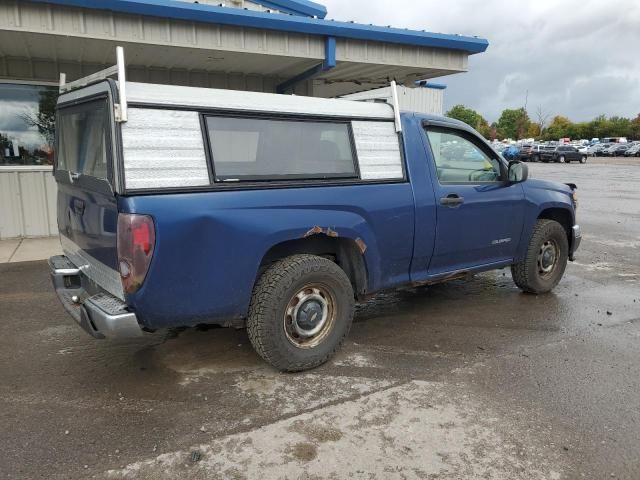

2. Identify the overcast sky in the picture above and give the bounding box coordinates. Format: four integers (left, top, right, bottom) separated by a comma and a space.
322, 0, 640, 123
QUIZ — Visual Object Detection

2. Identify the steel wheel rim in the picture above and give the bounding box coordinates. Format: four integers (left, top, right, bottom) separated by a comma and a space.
284, 283, 336, 349
537, 240, 559, 277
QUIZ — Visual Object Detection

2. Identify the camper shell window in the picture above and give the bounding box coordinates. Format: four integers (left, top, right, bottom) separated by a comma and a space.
56, 98, 110, 180
205, 116, 359, 182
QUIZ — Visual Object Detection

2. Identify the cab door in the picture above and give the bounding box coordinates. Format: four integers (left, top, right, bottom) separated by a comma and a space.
421, 126, 525, 276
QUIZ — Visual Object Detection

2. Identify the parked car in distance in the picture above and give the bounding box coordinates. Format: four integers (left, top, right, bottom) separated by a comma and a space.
602, 144, 629, 157
623, 144, 640, 157
600, 145, 614, 157
588, 144, 607, 156
576, 145, 589, 154
540, 145, 587, 164
48, 71, 582, 372
520, 144, 546, 162
518, 144, 533, 160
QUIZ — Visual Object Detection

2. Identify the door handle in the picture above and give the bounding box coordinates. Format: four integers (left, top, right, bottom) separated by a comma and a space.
69, 171, 81, 182
440, 194, 464, 207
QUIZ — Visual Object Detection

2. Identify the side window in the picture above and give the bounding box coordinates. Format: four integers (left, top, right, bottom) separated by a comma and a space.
206, 116, 357, 181
57, 99, 109, 179
425, 129, 502, 183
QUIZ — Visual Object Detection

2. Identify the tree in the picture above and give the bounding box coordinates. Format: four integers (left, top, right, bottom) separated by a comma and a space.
542, 115, 572, 140
630, 114, 640, 140
496, 108, 530, 140
534, 105, 550, 135
489, 122, 498, 141
608, 116, 631, 138
445, 105, 487, 130
445, 106, 639, 141
477, 121, 492, 139
527, 123, 541, 139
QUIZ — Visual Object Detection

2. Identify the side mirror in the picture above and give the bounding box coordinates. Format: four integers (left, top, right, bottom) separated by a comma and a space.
508, 160, 528, 183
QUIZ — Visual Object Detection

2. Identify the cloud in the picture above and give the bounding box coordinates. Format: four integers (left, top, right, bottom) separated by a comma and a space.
321, 0, 640, 122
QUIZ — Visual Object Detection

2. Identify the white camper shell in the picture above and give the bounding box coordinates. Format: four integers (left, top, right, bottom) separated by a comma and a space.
58, 47, 406, 195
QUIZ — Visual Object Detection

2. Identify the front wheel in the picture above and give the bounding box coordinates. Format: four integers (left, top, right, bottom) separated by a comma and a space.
511, 219, 569, 294
580, 156, 587, 164
247, 254, 355, 372
558, 155, 566, 163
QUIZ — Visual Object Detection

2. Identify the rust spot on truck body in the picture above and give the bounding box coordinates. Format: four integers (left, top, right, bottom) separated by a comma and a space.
354, 237, 367, 254
302, 226, 366, 255
304, 226, 324, 237
304, 226, 339, 238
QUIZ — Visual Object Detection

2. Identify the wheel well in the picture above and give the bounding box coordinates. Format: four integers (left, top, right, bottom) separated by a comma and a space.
258, 235, 368, 298
538, 208, 572, 244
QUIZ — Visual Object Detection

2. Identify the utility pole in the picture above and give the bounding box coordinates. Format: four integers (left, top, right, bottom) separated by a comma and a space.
519, 89, 529, 140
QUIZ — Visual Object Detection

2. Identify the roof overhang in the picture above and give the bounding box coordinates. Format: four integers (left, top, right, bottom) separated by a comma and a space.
27, 0, 488, 54
0, 0, 487, 97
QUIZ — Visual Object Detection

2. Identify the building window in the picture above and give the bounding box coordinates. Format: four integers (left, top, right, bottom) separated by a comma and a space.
206, 116, 358, 182
0, 83, 58, 166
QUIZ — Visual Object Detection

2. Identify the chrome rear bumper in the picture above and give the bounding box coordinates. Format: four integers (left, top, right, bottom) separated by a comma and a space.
570, 224, 582, 261
49, 255, 142, 339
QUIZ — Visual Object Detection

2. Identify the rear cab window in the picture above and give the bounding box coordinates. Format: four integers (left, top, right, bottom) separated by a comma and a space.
205, 116, 358, 182
56, 98, 111, 180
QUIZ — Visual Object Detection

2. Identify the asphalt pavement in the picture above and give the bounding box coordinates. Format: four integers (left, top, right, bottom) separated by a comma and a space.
1, 157, 639, 480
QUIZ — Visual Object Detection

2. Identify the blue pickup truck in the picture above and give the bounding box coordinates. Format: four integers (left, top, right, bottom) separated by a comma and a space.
49, 70, 580, 371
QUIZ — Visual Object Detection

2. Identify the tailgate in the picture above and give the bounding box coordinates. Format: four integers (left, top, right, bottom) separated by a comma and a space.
55, 84, 124, 300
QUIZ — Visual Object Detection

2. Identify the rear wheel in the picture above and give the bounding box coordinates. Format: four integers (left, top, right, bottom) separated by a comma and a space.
511, 219, 569, 294
558, 155, 566, 163
247, 254, 354, 372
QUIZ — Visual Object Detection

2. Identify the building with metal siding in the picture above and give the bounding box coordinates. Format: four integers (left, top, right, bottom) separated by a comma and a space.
342, 82, 448, 116
0, 0, 488, 239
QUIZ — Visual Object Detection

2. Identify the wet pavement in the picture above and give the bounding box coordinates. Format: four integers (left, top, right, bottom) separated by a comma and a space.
1, 157, 639, 480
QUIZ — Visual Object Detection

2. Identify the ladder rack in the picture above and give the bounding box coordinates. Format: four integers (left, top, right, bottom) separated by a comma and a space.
59, 46, 128, 122
389, 80, 403, 133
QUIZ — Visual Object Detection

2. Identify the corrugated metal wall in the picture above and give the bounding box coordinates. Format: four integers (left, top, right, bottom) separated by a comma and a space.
341, 86, 444, 116
0, 167, 58, 239
398, 87, 445, 116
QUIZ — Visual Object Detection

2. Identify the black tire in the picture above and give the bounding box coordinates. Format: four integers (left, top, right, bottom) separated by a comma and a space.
247, 254, 355, 372
511, 219, 569, 294
580, 156, 587, 164
558, 155, 566, 163
534, 155, 540, 162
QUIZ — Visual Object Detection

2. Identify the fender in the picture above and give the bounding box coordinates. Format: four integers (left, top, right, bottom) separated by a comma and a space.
516, 179, 576, 262
249, 208, 383, 293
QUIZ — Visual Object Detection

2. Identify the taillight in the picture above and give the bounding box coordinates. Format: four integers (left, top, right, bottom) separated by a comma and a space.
117, 213, 155, 294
